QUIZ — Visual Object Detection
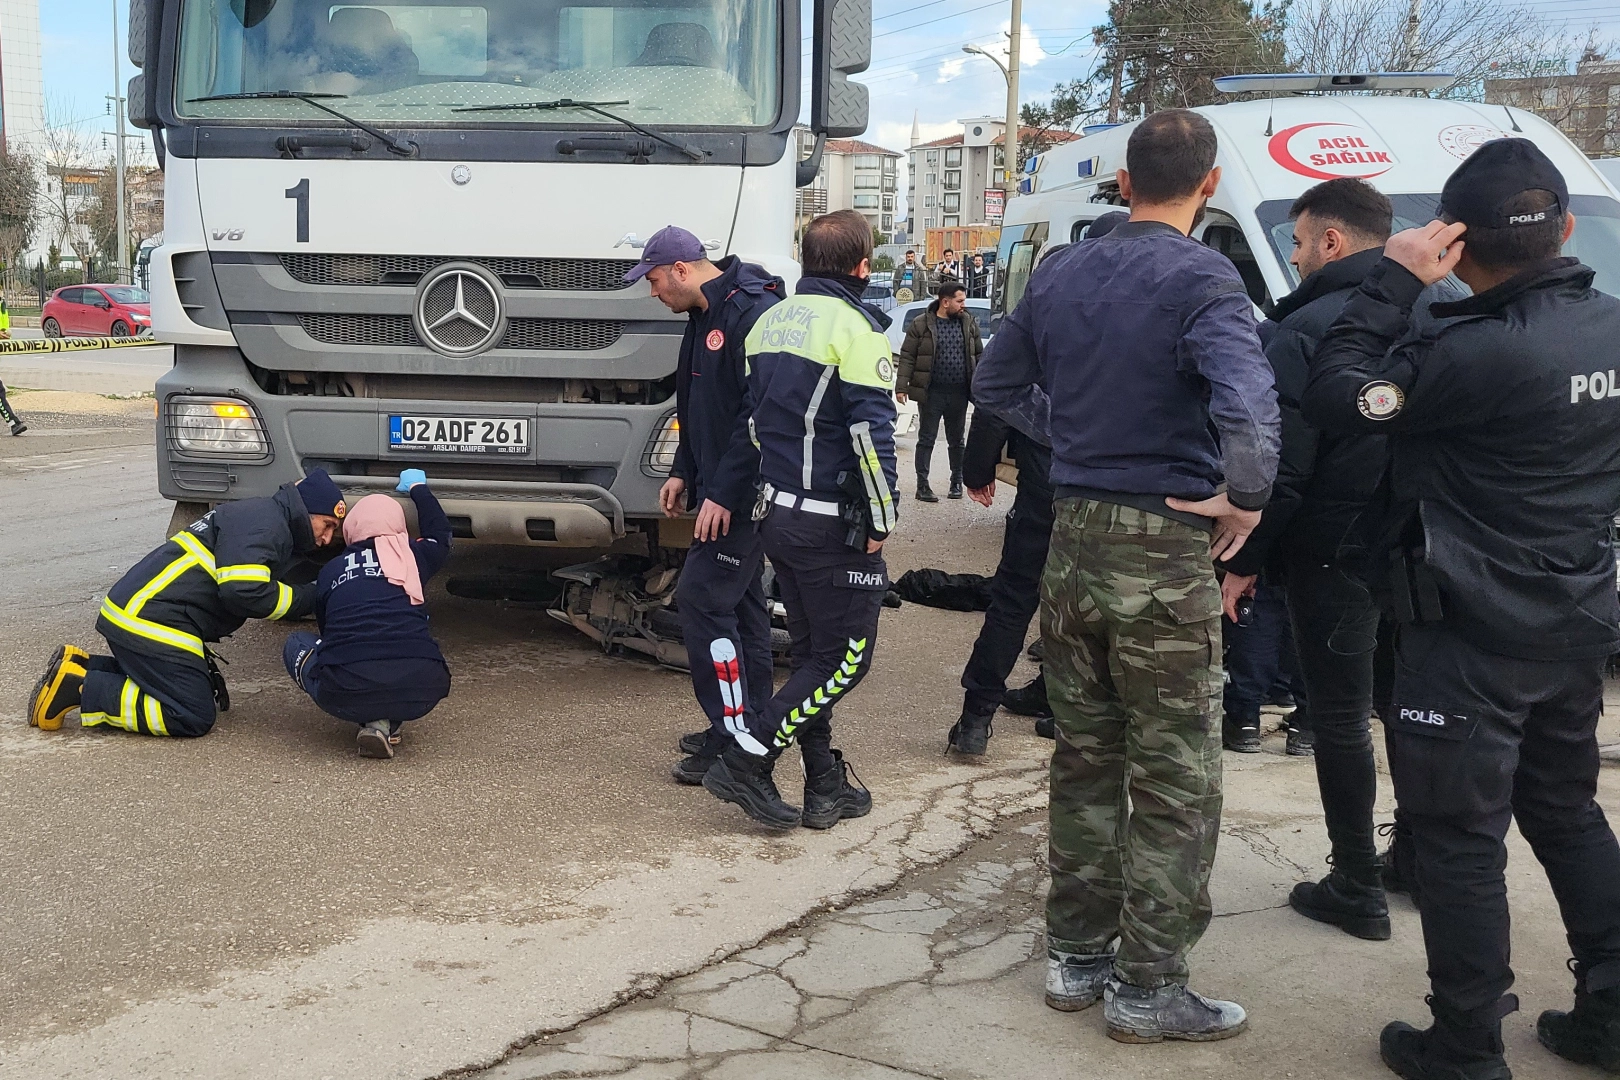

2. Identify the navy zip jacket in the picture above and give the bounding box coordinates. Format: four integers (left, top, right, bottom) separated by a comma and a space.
973, 220, 1281, 519
671, 256, 784, 513
745, 275, 900, 537
312, 485, 452, 668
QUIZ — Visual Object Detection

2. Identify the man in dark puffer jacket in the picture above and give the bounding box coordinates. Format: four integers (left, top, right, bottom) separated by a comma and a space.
1219, 178, 1458, 942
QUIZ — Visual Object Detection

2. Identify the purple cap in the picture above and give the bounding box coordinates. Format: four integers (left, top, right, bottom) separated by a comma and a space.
623, 225, 708, 283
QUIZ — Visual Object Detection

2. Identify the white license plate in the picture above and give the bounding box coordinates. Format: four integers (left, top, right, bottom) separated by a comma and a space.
389, 416, 528, 454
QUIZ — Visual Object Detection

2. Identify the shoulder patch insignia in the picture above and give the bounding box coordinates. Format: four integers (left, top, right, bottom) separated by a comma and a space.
706, 329, 725, 351
877, 357, 895, 385
1356, 380, 1404, 421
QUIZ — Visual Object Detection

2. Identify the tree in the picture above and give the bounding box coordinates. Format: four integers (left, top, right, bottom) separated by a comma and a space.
1087, 0, 1290, 121
1020, 80, 1099, 164
1285, 0, 1595, 101
38, 98, 101, 277
0, 144, 39, 276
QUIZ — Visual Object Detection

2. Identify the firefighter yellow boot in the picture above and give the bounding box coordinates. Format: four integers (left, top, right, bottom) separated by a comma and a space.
29, 645, 89, 730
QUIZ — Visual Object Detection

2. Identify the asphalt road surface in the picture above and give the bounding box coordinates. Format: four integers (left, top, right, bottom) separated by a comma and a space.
0, 391, 1049, 1079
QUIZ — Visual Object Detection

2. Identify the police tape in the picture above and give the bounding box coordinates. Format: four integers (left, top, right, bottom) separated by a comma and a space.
0, 336, 163, 355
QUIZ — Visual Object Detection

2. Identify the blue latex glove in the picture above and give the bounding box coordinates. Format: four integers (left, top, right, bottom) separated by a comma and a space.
397, 468, 427, 493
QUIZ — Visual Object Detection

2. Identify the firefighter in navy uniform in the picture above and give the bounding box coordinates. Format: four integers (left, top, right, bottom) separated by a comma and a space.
28, 469, 347, 738
623, 226, 785, 783
702, 210, 899, 830
1301, 140, 1620, 1080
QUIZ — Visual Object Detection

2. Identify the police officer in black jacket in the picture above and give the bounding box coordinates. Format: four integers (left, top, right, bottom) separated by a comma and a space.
1219, 178, 1459, 941
1301, 139, 1620, 1080
626, 226, 785, 784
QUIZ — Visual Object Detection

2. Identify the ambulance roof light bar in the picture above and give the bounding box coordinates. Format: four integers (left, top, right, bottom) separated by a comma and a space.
1214, 72, 1457, 94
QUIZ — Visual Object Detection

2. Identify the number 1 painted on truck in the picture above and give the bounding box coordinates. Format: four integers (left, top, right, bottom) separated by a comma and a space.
285, 179, 310, 243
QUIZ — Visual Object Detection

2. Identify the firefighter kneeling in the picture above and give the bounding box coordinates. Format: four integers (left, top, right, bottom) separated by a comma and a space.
28, 469, 347, 738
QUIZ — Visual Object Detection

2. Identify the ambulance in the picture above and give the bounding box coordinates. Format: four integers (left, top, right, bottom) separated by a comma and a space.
995, 73, 1620, 322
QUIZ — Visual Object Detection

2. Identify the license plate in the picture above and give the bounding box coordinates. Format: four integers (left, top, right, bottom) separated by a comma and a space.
389, 415, 529, 454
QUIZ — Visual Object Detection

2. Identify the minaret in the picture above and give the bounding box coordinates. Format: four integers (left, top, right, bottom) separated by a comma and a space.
910, 110, 921, 148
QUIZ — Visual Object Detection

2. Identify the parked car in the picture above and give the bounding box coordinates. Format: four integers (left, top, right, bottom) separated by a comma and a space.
884, 297, 993, 436
41, 285, 152, 339
862, 280, 897, 314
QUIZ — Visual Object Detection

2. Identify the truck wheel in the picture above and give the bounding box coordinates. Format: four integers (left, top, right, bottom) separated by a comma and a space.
42, 318, 61, 338
111, 320, 131, 338
166, 500, 211, 536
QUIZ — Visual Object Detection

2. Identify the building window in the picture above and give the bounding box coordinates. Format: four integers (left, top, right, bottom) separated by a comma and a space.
853, 154, 881, 169
994, 146, 1005, 167
883, 158, 896, 173
927, 151, 939, 165
854, 174, 880, 189
925, 172, 936, 185
943, 215, 960, 227
882, 195, 895, 211
942, 193, 961, 213
882, 214, 893, 230
945, 147, 963, 167
853, 194, 879, 209
944, 170, 961, 190
993, 169, 1005, 186
924, 195, 936, 207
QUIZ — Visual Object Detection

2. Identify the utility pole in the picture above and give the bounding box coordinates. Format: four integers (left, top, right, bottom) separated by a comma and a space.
1401, 0, 1423, 70
1004, 0, 1022, 189
110, 0, 129, 284
1107, 1, 1126, 123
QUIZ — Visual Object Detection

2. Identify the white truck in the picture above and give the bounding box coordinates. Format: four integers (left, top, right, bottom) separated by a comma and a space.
995, 75, 1620, 323
124, 0, 870, 549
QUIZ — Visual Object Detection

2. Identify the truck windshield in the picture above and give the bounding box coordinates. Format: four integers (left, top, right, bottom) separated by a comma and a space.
1256, 193, 1620, 299
175, 0, 781, 128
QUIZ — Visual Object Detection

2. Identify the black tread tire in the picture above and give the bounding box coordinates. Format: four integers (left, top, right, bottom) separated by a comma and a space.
41, 318, 61, 338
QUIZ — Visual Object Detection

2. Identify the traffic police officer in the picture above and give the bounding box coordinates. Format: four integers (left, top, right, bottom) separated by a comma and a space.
1301, 139, 1620, 1079
625, 226, 785, 783
701, 209, 898, 831
29, 469, 347, 738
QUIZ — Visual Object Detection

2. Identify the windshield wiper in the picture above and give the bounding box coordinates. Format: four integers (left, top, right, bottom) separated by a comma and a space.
188, 91, 418, 157
453, 98, 705, 162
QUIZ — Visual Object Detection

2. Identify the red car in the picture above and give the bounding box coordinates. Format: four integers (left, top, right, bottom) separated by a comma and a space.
41, 284, 152, 339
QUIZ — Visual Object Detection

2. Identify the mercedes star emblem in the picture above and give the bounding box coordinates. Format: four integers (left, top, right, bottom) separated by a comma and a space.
413, 263, 506, 357
451, 164, 472, 185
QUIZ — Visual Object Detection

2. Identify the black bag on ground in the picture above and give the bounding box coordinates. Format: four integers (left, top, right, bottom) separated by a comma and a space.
893, 568, 993, 612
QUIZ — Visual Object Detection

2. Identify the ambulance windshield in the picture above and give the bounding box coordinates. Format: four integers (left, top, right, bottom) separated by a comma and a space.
1256, 194, 1620, 299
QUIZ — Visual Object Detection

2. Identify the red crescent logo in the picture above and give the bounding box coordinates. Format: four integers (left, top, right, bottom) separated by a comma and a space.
1267, 122, 1396, 181
706, 329, 725, 351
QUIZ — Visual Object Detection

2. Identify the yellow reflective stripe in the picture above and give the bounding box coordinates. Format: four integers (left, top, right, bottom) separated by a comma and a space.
126, 552, 199, 618
217, 564, 271, 584
99, 596, 206, 658
170, 532, 218, 577
119, 679, 141, 732
144, 696, 169, 737
268, 582, 294, 621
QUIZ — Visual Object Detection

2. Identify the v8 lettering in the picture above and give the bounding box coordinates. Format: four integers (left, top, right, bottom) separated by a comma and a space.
1570, 370, 1620, 403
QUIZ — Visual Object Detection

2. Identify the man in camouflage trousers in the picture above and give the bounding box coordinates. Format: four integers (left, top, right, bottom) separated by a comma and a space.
974, 110, 1279, 1043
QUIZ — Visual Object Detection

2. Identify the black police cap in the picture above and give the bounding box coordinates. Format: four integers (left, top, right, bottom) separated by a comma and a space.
1438, 138, 1568, 229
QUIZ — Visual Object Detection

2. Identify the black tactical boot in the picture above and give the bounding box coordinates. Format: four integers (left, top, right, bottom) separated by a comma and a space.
9, 420, 25, 436
1538, 960, 1620, 1073
1380, 999, 1515, 1080
802, 750, 872, 829
703, 747, 801, 830
1286, 726, 1316, 756
948, 474, 964, 499
915, 477, 939, 503
1034, 716, 1055, 739
1379, 816, 1423, 906
946, 709, 993, 756
678, 729, 709, 756
673, 729, 727, 785
1289, 864, 1391, 940
1222, 713, 1261, 753
1002, 673, 1052, 718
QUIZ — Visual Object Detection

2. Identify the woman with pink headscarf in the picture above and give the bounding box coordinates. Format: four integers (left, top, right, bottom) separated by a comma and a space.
282, 469, 452, 758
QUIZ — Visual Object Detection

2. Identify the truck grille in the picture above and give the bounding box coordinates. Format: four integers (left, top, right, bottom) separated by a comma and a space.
279, 254, 639, 290
298, 314, 623, 351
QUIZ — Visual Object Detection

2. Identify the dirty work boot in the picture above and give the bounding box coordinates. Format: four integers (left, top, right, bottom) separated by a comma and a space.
1286, 726, 1316, 756
802, 750, 871, 829
678, 729, 710, 756
1289, 864, 1391, 941
673, 729, 726, 785
1034, 716, 1055, 740
704, 746, 801, 830
946, 709, 993, 756
1001, 673, 1052, 718
1379, 817, 1423, 906
1538, 960, 1620, 1073
1223, 713, 1261, 753
915, 477, 939, 503
1103, 979, 1248, 1043
29, 644, 89, 731
1046, 949, 1113, 1011
1380, 999, 1515, 1080
356, 719, 394, 759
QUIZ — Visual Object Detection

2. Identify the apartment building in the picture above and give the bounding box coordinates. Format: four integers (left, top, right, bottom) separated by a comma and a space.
907, 117, 1079, 231
1485, 58, 1620, 156
793, 125, 903, 240
0, 0, 44, 154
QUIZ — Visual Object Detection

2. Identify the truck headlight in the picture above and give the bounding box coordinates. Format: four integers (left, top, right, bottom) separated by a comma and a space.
641, 412, 680, 476
167, 396, 272, 459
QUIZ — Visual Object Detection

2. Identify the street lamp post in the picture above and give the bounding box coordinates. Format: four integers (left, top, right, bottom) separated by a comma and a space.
962, 7, 1022, 195
110, 0, 129, 284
